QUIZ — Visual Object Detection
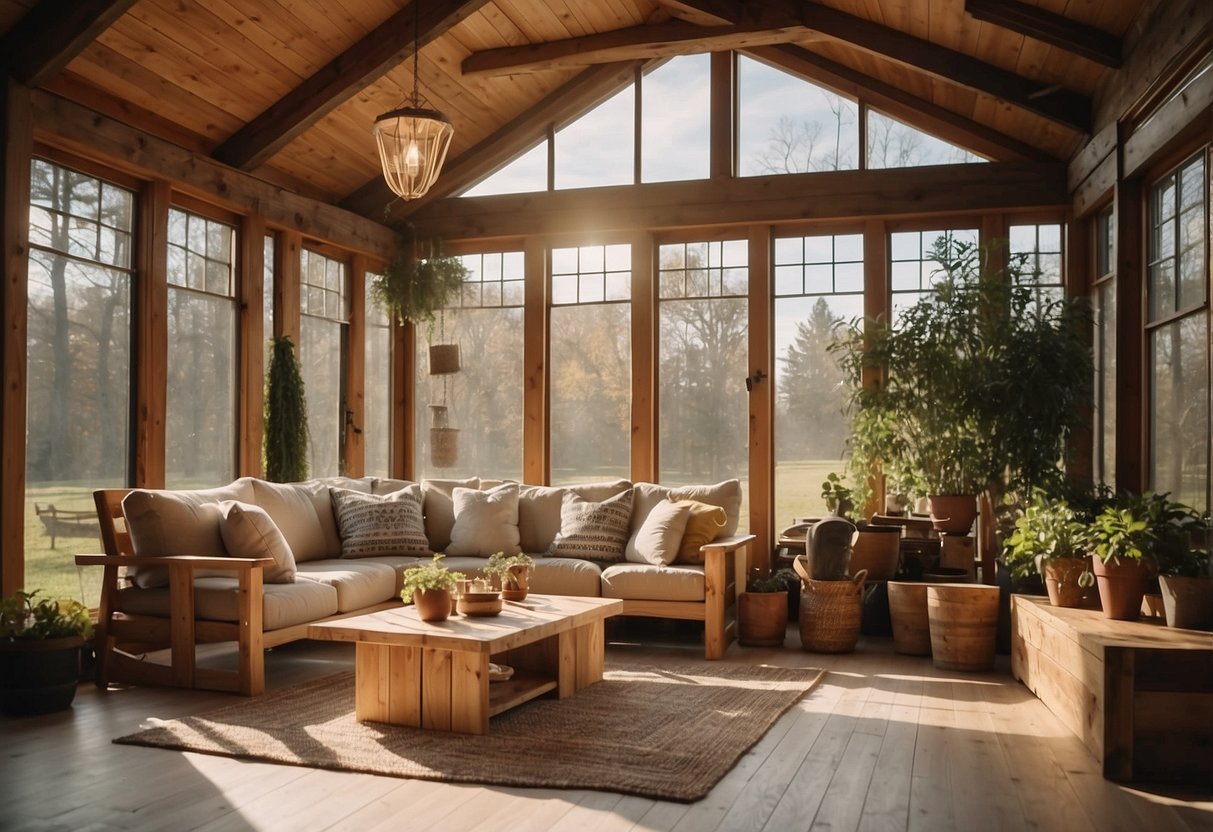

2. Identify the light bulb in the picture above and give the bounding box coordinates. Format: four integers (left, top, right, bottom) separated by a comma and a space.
404, 140, 423, 177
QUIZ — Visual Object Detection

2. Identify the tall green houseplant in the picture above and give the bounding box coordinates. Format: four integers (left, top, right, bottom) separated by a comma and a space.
831, 236, 1092, 510
264, 335, 309, 483
370, 223, 469, 330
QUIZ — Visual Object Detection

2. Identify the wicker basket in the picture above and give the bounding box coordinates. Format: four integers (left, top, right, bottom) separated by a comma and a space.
797, 569, 867, 654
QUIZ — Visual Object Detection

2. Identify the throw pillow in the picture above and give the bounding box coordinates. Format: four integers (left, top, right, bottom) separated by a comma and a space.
546, 489, 634, 562
331, 485, 430, 558
446, 482, 522, 557
625, 498, 691, 566
420, 478, 480, 552
217, 501, 297, 584
668, 479, 743, 536
673, 499, 729, 564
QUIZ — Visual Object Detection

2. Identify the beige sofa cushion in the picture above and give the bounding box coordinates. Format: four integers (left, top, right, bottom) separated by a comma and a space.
530, 557, 603, 596
546, 489, 634, 562
518, 479, 632, 554
217, 501, 296, 583
373, 478, 414, 495
627, 480, 743, 562
117, 577, 339, 631
122, 478, 255, 588
601, 563, 706, 602
331, 485, 430, 558
625, 498, 691, 566
249, 479, 330, 563
446, 482, 522, 557
294, 559, 397, 612
422, 478, 480, 552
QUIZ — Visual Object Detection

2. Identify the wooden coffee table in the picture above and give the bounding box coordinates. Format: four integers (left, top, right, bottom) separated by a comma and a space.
308, 594, 622, 734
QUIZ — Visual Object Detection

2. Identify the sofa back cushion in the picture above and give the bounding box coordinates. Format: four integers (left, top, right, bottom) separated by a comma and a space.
421, 478, 480, 551
250, 479, 332, 562
331, 485, 430, 558
518, 479, 632, 554
629, 479, 742, 536
673, 499, 729, 564
446, 482, 522, 557
546, 489, 634, 562
625, 498, 691, 566
217, 501, 297, 583
122, 478, 255, 588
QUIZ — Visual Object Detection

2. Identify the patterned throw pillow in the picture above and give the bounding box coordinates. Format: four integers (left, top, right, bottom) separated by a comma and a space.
331, 485, 430, 558
546, 489, 634, 562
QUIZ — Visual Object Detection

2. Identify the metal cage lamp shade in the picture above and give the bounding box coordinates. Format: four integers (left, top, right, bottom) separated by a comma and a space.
374, 106, 454, 200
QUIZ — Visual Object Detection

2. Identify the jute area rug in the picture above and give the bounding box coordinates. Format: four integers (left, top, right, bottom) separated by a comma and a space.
115, 661, 824, 803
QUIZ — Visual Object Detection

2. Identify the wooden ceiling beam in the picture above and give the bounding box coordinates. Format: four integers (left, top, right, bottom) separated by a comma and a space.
409, 160, 1069, 242
965, 0, 1122, 69
462, 19, 813, 76
749, 44, 1055, 162
342, 61, 646, 221
0, 0, 138, 87
213, 0, 489, 171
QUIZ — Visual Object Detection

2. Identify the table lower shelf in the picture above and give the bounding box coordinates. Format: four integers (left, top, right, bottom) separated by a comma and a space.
489, 672, 558, 717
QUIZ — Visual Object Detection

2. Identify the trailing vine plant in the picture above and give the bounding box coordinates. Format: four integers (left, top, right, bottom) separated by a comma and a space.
264, 335, 310, 483
369, 223, 469, 331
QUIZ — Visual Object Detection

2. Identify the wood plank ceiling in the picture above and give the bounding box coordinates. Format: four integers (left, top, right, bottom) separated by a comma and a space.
1, 0, 1149, 221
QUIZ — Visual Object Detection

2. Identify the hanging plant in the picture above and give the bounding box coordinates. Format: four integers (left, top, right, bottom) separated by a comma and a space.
264, 335, 310, 483
370, 223, 469, 330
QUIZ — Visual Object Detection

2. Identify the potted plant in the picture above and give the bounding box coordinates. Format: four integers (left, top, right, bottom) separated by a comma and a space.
738, 568, 796, 647
400, 554, 465, 622
485, 552, 535, 601
830, 236, 1091, 538
370, 224, 468, 331
263, 335, 309, 482
0, 589, 94, 715
1153, 509, 1212, 630
1002, 490, 1089, 607
821, 472, 854, 517
819, 472, 900, 581
1078, 492, 1199, 621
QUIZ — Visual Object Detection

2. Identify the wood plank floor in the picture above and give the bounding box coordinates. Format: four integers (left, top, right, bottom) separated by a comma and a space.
4, 624, 1212, 832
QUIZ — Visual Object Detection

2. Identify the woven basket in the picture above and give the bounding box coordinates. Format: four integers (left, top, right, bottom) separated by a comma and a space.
797, 569, 866, 654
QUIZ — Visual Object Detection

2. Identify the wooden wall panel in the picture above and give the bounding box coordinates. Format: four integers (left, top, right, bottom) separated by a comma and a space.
1, 78, 31, 596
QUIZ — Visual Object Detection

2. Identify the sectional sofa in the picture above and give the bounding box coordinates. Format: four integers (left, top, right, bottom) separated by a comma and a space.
77, 476, 753, 696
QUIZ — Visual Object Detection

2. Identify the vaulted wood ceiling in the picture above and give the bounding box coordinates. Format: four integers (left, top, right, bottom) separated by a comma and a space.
1, 0, 1151, 223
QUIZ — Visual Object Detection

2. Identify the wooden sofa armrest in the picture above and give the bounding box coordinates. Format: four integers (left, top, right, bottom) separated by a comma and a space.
700, 533, 756, 554
700, 534, 755, 659
75, 553, 274, 570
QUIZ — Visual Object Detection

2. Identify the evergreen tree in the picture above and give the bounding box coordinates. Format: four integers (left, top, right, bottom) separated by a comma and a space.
264, 336, 310, 482
776, 297, 848, 460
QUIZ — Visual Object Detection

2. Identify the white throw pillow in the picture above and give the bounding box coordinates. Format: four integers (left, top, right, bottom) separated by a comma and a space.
625, 498, 691, 566
331, 485, 430, 558
217, 500, 297, 584
446, 482, 522, 557
546, 489, 634, 562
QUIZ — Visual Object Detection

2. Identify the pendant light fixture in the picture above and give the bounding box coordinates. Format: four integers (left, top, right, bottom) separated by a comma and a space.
373, 1, 454, 200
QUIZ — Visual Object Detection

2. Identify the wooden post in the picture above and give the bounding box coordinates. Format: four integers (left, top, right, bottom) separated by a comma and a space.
275, 229, 301, 345
709, 51, 734, 180
523, 236, 549, 484
1065, 214, 1094, 488
392, 317, 412, 481
345, 254, 367, 476
630, 231, 656, 482
1113, 174, 1144, 492
238, 213, 266, 478
1, 78, 31, 596
862, 219, 888, 517
747, 224, 773, 570
134, 179, 169, 488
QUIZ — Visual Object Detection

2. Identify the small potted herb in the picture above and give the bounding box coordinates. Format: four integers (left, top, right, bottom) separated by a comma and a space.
1002, 490, 1089, 607
0, 589, 94, 715
484, 552, 535, 601
738, 568, 796, 647
400, 555, 465, 622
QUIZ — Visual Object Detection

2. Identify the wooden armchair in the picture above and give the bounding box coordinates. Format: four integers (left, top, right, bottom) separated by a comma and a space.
75, 489, 273, 696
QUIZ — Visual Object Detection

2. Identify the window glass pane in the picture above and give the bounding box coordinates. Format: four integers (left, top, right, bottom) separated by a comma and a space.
1150, 314, 1208, 510
26, 160, 134, 606
365, 277, 392, 478
890, 228, 979, 320
659, 241, 749, 529
263, 234, 275, 343
642, 55, 710, 183
1148, 154, 1206, 320
300, 315, 344, 478
1094, 279, 1116, 488
1009, 223, 1065, 312
738, 55, 858, 175
461, 140, 548, 197
774, 234, 864, 527
555, 86, 634, 189
867, 110, 986, 168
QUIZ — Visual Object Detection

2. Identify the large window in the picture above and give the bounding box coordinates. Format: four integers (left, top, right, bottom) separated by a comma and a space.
1009, 222, 1064, 308
889, 228, 979, 321
1092, 207, 1116, 488
773, 233, 864, 526
364, 277, 392, 478
866, 110, 985, 168
658, 240, 748, 525
1148, 152, 1208, 510
414, 251, 524, 481
165, 207, 237, 487
550, 244, 631, 483
554, 88, 634, 190
642, 55, 710, 183
299, 249, 349, 478
26, 159, 134, 605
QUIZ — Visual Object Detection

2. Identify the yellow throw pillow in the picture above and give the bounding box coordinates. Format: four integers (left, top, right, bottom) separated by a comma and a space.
674, 499, 728, 564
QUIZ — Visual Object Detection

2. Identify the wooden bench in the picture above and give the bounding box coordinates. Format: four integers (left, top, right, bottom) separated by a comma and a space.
35, 502, 99, 548
1011, 594, 1213, 784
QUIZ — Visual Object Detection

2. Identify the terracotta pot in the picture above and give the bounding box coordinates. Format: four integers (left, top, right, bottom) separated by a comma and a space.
501, 565, 530, 601
1158, 575, 1213, 631
1090, 555, 1153, 621
739, 591, 789, 647
927, 584, 1000, 671
0, 635, 84, 716
413, 588, 453, 622
927, 494, 977, 535
1043, 557, 1088, 608
850, 525, 902, 581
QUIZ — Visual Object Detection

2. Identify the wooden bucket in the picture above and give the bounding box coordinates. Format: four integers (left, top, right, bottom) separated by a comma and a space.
887, 581, 932, 656
926, 584, 1000, 671
798, 570, 867, 653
